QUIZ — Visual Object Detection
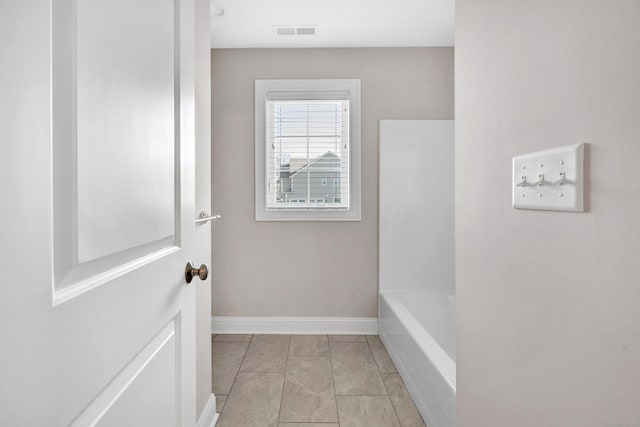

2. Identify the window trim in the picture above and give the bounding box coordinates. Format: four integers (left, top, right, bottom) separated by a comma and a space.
255, 79, 361, 221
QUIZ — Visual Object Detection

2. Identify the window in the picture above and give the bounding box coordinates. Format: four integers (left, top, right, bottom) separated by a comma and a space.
255, 79, 361, 221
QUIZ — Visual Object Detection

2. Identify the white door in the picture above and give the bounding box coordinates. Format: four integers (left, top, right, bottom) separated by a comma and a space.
0, 1, 198, 426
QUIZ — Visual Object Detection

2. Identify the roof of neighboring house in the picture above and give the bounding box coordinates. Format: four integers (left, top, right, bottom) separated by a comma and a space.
287, 152, 340, 178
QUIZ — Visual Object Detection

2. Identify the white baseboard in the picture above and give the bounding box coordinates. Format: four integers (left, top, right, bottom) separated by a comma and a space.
196, 393, 219, 427
211, 316, 378, 335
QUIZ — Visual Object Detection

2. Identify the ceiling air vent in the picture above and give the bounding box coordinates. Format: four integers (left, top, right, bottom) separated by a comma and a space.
295, 27, 316, 36
274, 26, 318, 37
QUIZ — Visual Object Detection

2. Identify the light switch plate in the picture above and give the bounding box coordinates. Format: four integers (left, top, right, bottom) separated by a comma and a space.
512, 143, 585, 212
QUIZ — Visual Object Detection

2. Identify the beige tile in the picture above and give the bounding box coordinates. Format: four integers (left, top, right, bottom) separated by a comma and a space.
330, 342, 386, 395
289, 335, 329, 356
278, 424, 338, 427
336, 396, 401, 427
367, 336, 398, 374
328, 335, 366, 342
217, 372, 284, 427
214, 334, 253, 342
279, 356, 338, 423
382, 374, 426, 427
240, 335, 290, 373
216, 394, 227, 413
212, 340, 250, 394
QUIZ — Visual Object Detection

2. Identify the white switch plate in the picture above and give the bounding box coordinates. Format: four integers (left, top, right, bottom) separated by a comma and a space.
512, 143, 585, 212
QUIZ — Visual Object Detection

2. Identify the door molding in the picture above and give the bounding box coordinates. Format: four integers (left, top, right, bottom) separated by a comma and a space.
196, 394, 219, 427
53, 245, 180, 306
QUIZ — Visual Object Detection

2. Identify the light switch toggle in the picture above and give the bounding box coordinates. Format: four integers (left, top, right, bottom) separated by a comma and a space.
535, 174, 546, 187
516, 176, 530, 187
553, 172, 566, 186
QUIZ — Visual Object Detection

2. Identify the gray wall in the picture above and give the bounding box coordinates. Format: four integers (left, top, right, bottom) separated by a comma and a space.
456, 1, 640, 426
211, 48, 454, 317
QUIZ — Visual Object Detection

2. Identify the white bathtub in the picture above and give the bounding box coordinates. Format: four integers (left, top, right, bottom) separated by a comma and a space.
379, 291, 456, 427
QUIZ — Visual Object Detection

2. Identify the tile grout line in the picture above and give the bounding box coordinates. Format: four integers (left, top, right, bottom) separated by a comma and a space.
327, 335, 341, 426
277, 334, 292, 424
379, 372, 403, 426
332, 393, 390, 397
369, 336, 405, 427
365, 336, 388, 396
218, 334, 253, 419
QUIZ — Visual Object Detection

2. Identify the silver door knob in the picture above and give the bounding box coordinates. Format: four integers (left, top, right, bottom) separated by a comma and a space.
185, 262, 208, 283
195, 211, 222, 225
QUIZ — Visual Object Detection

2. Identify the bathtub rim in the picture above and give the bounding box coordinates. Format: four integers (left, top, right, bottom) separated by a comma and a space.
380, 290, 456, 393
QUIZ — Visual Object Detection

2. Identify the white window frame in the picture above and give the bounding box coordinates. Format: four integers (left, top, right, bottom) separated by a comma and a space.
255, 79, 361, 221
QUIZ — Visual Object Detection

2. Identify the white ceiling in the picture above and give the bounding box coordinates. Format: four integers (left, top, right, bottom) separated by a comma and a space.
210, 0, 455, 48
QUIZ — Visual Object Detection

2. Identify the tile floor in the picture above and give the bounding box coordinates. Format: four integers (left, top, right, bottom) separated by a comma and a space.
212, 334, 426, 427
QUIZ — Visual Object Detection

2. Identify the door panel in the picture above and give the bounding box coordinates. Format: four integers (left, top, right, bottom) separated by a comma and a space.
75, 0, 176, 263
71, 320, 178, 427
0, 0, 196, 426
53, 0, 180, 297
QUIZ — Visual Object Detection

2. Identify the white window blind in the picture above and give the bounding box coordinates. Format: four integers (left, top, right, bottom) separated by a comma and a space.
266, 99, 350, 210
